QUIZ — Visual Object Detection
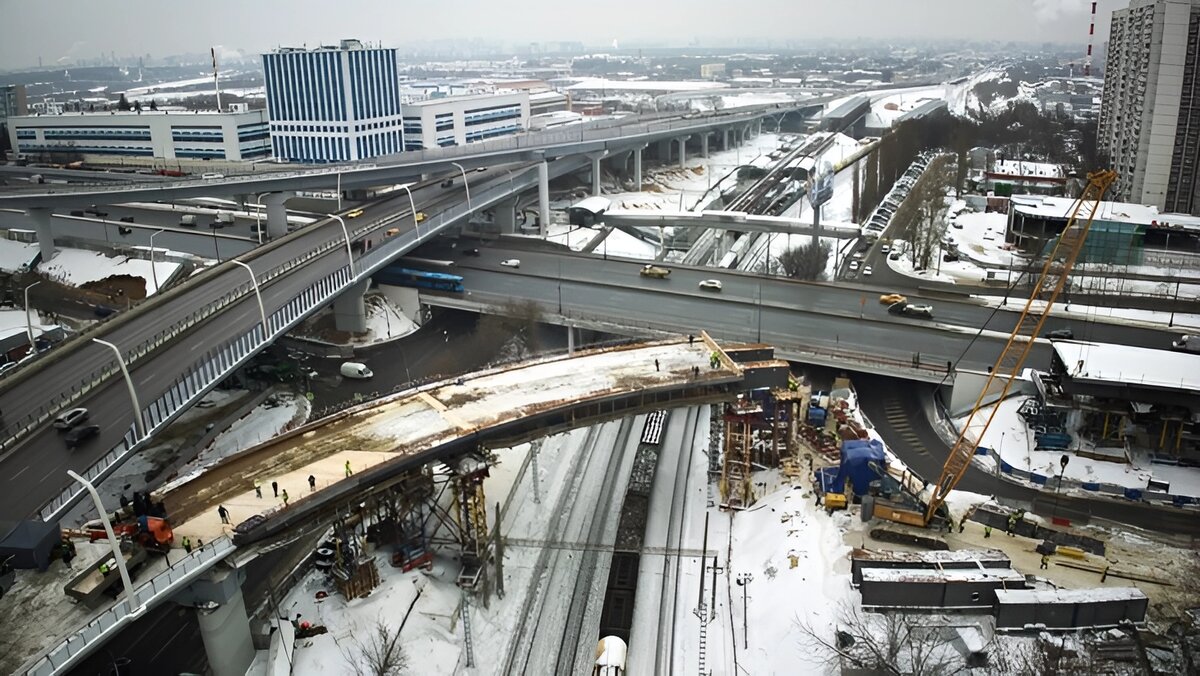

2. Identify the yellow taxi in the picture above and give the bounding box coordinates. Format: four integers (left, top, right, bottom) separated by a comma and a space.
415, 212, 427, 223
345, 208, 365, 219
879, 293, 907, 305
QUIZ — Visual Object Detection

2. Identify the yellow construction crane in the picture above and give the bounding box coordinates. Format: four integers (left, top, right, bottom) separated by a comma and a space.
921, 169, 1118, 524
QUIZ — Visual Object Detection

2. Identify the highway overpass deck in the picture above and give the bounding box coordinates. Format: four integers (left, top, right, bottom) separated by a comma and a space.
13, 338, 760, 676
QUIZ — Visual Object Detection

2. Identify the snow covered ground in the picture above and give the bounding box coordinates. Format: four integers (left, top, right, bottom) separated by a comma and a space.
358, 292, 420, 344
543, 224, 658, 260
0, 237, 39, 273
193, 391, 311, 469
955, 393, 1200, 499
0, 307, 58, 342
975, 296, 1200, 332
39, 248, 181, 296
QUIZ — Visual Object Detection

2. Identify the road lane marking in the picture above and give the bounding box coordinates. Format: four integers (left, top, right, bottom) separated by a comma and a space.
10, 464, 29, 481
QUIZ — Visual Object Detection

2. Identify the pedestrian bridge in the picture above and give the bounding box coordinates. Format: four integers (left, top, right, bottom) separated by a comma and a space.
19, 336, 787, 676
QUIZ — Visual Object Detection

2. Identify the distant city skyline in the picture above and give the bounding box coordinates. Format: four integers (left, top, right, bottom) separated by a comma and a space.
1, 0, 1124, 71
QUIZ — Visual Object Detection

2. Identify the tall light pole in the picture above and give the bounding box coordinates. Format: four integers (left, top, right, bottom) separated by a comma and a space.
736, 572, 753, 650
329, 214, 356, 277
148, 229, 165, 294
68, 470, 142, 618
23, 281, 40, 348
1051, 453, 1070, 525
399, 184, 419, 239
231, 260, 268, 338
450, 162, 472, 211
93, 338, 145, 439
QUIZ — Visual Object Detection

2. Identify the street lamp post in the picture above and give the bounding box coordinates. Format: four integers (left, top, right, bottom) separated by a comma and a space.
1051, 453, 1070, 525
399, 184, 419, 239
450, 162, 472, 211
92, 338, 145, 439
231, 260, 268, 338
68, 470, 143, 618
329, 214, 356, 277
148, 229, 165, 294
208, 223, 222, 263
23, 281, 40, 348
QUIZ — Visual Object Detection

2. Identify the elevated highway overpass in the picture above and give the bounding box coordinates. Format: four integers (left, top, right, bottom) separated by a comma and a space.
0, 105, 798, 211
17, 338, 769, 676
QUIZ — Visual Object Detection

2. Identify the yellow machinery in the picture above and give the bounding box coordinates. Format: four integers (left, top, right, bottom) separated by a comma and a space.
876, 170, 1119, 527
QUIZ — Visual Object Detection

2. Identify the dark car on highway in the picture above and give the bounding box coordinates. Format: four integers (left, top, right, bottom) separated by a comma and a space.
64, 424, 101, 449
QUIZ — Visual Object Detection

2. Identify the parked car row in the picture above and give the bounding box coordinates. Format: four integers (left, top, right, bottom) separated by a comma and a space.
861, 152, 937, 238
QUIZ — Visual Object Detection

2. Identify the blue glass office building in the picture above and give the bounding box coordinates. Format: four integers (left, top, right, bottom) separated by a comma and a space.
263, 39, 404, 163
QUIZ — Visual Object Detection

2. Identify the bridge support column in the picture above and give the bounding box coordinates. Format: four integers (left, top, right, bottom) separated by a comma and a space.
657, 139, 672, 163
586, 151, 608, 197
537, 160, 550, 237
333, 278, 370, 333
633, 145, 644, 189
263, 192, 292, 240
701, 133, 710, 159
567, 324, 575, 356
494, 196, 520, 234
28, 208, 55, 260
175, 567, 254, 676
676, 136, 691, 169
722, 128, 730, 150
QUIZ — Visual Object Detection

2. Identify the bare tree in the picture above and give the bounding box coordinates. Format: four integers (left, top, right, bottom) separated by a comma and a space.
341, 615, 408, 676
796, 600, 968, 676
894, 155, 954, 271
776, 241, 831, 280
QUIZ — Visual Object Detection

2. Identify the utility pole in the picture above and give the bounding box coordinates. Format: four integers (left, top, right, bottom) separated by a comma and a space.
530, 439, 542, 505
736, 572, 753, 649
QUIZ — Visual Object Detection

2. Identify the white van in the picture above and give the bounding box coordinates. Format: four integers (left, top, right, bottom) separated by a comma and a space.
340, 362, 373, 379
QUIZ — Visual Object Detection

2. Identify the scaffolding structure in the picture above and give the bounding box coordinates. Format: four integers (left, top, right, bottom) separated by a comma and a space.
721, 403, 757, 510
452, 455, 491, 589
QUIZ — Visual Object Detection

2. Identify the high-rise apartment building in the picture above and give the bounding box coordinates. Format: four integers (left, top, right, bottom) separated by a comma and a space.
1098, 0, 1200, 214
262, 39, 403, 163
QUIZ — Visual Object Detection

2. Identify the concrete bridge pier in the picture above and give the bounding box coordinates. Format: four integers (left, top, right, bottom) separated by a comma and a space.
263, 192, 292, 240
676, 135, 692, 169
28, 207, 55, 260
494, 196, 521, 234
633, 145, 646, 189
333, 278, 371, 333
722, 128, 731, 151
587, 151, 608, 196
537, 159, 550, 237
173, 566, 255, 676
700, 132, 710, 159
657, 138, 673, 163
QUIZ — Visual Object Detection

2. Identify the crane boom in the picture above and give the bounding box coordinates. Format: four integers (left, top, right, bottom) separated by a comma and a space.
923, 170, 1118, 523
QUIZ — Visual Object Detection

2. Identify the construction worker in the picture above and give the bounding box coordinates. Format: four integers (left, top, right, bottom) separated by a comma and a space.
272, 481, 279, 498
345, 460, 353, 477
959, 518, 966, 533
308, 475, 316, 492
281, 489, 289, 506
254, 480, 262, 499
654, 359, 660, 372
182, 536, 192, 554
1040, 554, 1049, 570
218, 505, 230, 525
1006, 513, 1017, 535
984, 525, 992, 538
688, 334, 695, 346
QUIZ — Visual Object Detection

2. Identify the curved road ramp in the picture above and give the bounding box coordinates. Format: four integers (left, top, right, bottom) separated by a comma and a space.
164, 334, 785, 548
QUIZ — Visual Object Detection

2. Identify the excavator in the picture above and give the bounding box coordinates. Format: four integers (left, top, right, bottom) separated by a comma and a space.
870, 169, 1119, 528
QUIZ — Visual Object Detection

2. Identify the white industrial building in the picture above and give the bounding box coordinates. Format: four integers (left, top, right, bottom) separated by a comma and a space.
1098, 0, 1200, 214
262, 39, 404, 163
401, 91, 530, 150
6, 107, 270, 161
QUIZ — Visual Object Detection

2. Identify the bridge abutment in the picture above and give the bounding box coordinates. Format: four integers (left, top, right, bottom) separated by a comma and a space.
174, 566, 255, 676
494, 196, 521, 234
333, 278, 371, 333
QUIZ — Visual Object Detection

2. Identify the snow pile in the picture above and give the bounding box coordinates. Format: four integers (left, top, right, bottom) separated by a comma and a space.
39, 248, 180, 296
0, 237, 39, 273
359, 293, 419, 345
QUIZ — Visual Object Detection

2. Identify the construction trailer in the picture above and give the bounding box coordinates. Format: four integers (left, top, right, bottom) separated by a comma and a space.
994, 587, 1148, 631
63, 542, 149, 607
858, 567, 1027, 611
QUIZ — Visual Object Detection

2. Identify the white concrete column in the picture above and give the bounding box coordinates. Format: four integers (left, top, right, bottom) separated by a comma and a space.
591, 154, 603, 196
28, 208, 55, 260
567, 324, 574, 356
701, 133, 709, 159
723, 128, 730, 150
537, 160, 550, 238
333, 278, 370, 333
263, 192, 291, 240
183, 569, 255, 676
633, 146, 644, 189
677, 136, 690, 169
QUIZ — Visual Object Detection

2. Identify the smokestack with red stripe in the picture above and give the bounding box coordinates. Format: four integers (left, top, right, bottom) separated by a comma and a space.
1085, 1, 1097, 77
211, 47, 223, 112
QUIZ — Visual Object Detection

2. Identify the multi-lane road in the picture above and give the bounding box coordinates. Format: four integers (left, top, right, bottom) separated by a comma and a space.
423, 243, 1177, 374
0, 169, 497, 524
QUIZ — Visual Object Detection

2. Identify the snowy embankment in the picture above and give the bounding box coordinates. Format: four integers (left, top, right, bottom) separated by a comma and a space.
39, 248, 181, 296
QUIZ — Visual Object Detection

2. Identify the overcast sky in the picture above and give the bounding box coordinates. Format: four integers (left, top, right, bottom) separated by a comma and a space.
1, 0, 1125, 69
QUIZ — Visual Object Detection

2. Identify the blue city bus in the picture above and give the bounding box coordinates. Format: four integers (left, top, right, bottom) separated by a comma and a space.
376, 266, 464, 292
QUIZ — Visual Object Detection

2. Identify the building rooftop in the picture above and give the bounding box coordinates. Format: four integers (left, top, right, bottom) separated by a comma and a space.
404, 91, 528, 107
995, 587, 1147, 604
563, 78, 728, 92
12, 109, 259, 119
1010, 194, 1200, 230
271, 39, 382, 53
1051, 340, 1200, 392
989, 159, 1064, 179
